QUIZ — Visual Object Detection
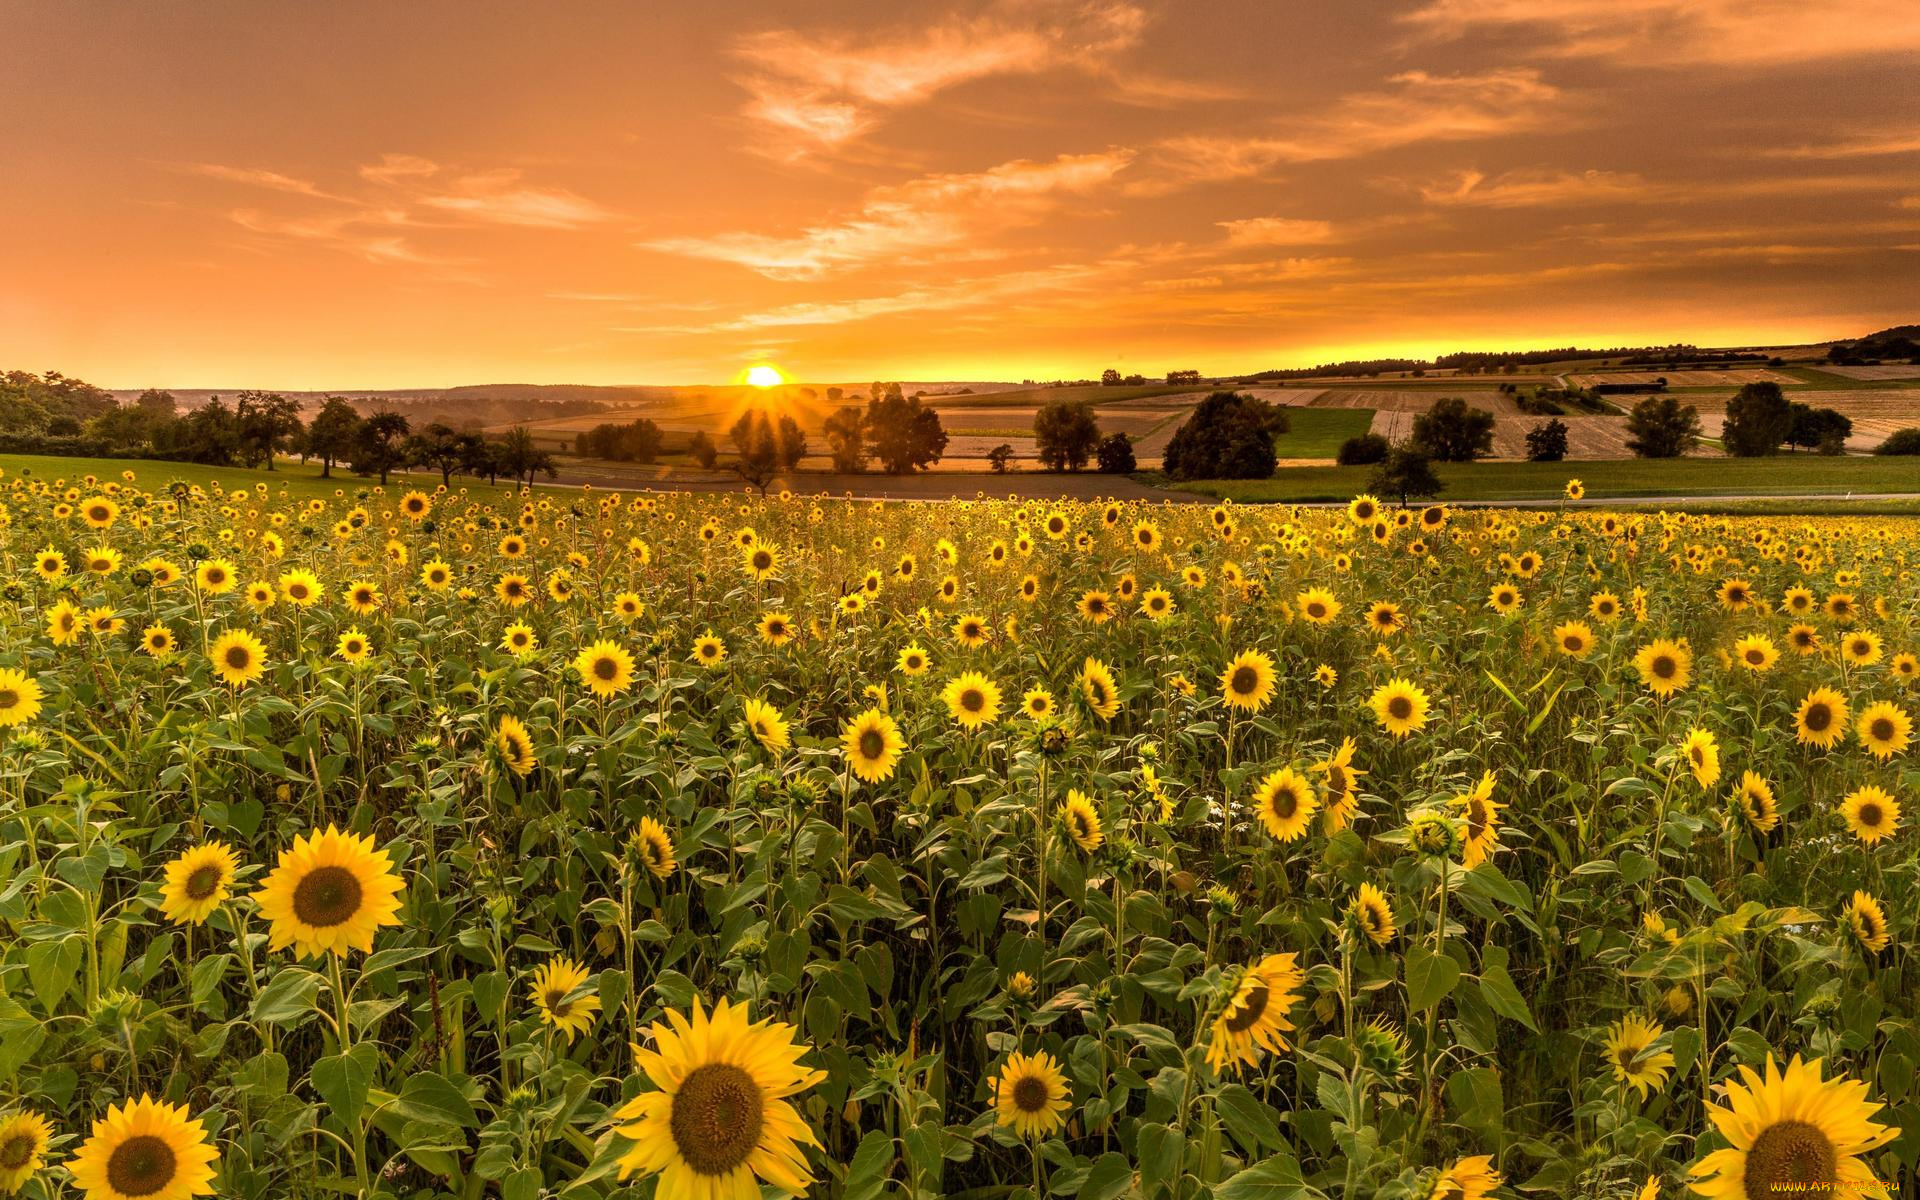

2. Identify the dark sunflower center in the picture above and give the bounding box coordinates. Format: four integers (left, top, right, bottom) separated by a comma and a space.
225, 646, 252, 670
1307, 603, 1326, 619
1859, 803, 1883, 827
185, 864, 223, 900
1224, 982, 1270, 1033
0, 689, 17, 710
290, 584, 309, 599
1871, 718, 1895, 741
106, 1134, 177, 1198
1616, 1045, 1637, 1070
1012, 1074, 1050, 1112
543, 988, 571, 1014
1271, 788, 1298, 819
670, 1063, 764, 1176
1806, 705, 1832, 731
1231, 666, 1258, 695
859, 729, 885, 759
1387, 696, 1413, 720
752, 552, 771, 570
1651, 656, 1675, 679
292, 865, 365, 928
1565, 636, 1583, 651
0, 1134, 35, 1170
1746, 650, 1764, 663
1089, 682, 1108, 704
594, 657, 618, 681
1742, 1120, 1837, 1196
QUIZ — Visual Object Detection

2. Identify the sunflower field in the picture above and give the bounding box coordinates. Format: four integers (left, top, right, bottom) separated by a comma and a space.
0, 470, 1916, 1200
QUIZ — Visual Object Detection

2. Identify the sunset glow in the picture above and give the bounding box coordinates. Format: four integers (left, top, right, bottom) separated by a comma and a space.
744, 365, 786, 388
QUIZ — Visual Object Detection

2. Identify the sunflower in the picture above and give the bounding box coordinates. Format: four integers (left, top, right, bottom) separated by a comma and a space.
1347, 494, 1380, 524
993, 1050, 1072, 1141
1219, 649, 1276, 712
1251, 767, 1318, 842
1688, 1056, 1896, 1200
1317, 736, 1365, 832
0, 668, 44, 729
253, 825, 406, 959
279, 568, 322, 607
741, 542, 779, 580
1680, 727, 1721, 789
687, 633, 725, 669
1786, 623, 1821, 655
1370, 678, 1429, 738
400, 490, 432, 519
1021, 687, 1054, 720
842, 708, 905, 783
500, 623, 538, 656
1350, 882, 1395, 946
1456, 770, 1502, 867
159, 842, 240, 926
529, 956, 601, 1043
1552, 620, 1595, 658
1061, 790, 1103, 852
573, 639, 636, 699
1139, 587, 1174, 619
1840, 784, 1900, 845
1076, 590, 1114, 624
0, 1110, 51, 1195
951, 613, 989, 648
1604, 1013, 1674, 1100
1205, 953, 1303, 1073
81, 496, 119, 528
1314, 663, 1338, 689
632, 817, 676, 879
1633, 639, 1692, 698
334, 627, 372, 664
85, 546, 122, 575
1732, 771, 1779, 834
1841, 630, 1883, 666
1794, 687, 1849, 749
1590, 590, 1622, 621
611, 997, 824, 1199
1486, 583, 1522, 615
68, 1095, 221, 1200
32, 547, 65, 581
742, 697, 791, 751
495, 573, 531, 606
1856, 701, 1911, 760
208, 629, 268, 688
46, 599, 83, 646
496, 715, 536, 777
1427, 1155, 1501, 1200
194, 559, 238, 594
1732, 634, 1779, 673
1079, 657, 1120, 721
1846, 890, 1890, 955
757, 612, 795, 646
896, 644, 930, 675
1296, 587, 1341, 625
941, 672, 1002, 730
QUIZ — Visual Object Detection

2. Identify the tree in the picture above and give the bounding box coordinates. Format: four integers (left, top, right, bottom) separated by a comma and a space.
1336, 433, 1390, 466
303, 398, 363, 478
727, 408, 806, 494
1034, 400, 1101, 471
823, 405, 868, 473
1624, 396, 1701, 459
575, 418, 664, 463
352, 410, 412, 485
1095, 432, 1136, 474
406, 422, 470, 485
460, 434, 502, 484
156, 397, 242, 466
1410, 397, 1495, 462
1162, 392, 1289, 480
234, 391, 303, 469
1874, 428, 1920, 456
135, 388, 177, 418
1525, 418, 1570, 462
1369, 442, 1444, 506
1720, 381, 1793, 456
864, 391, 948, 474
987, 443, 1015, 473
688, 431, 718, 469
1100, 368, 1122, 386
1787, 403, 1852, 454
496, 426, 557, 487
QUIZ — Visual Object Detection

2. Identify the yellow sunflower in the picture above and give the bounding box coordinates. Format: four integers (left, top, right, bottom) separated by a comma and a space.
1079, 657, 1120, 721
1205, 953, 1303, 1073
1795, 688, 1849, 749
1553, 621, 1595, 658
159, 842, 240, 926
632, 817, 676, 880
941, 672, 1003, 730
278, 568, 322, 607
1633, 639, 1692, 698
1251, 767, 1318, 842
1317, 736, 1365, 832
1455, 770, 1502, 867
0, 668, 44, 729
993, 1050, 1071, 1140
1604, 1013, 1674, 1100
1370, 677, 1430, 738
757, 612, 795, 646
529, 956, 601, 1043
1427, 1155, 1501, 1200
496, 714, 536, 777
334, 627, 372, 664
742, 697, 791, 751
1840, 784, 1900, 845
69, 1095, 221, 1200
1688, 1056, 1896, 1200
500, 623, 538, 656
1349, 882, 1395, 946
253, 825, 407, 959
1846, 890, 1890, 955
842, 708, 905, 783
691, 633, 727, 669
1732, 634, 1779, 673
1219, 649, 1276, 712
1680, 727, 1721, 789
574, 639, 636, 699
0, 1110, 53, 1195
896, 643, 929, 675
1732, 771, 1779, 834
194, 558, 238, 594
1296, 587, 1341, 625
1856, 701, 1911, 760
611, 997, 824, 1199
1061, 790, 1104, 852
208, 629, 268, 688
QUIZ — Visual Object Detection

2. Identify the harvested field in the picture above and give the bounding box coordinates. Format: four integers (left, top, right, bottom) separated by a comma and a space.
1571, 368, 1796, 387
1800, 364, 1920, 382
1693, 389, 1920, 451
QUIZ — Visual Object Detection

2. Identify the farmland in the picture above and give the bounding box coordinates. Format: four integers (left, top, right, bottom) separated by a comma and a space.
0, 463, 1915, 1200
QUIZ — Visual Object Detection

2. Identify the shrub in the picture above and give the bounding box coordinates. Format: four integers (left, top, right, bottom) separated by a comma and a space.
1336, 432, 1390, 465
1162, 392, 1288, 480
1875, 427, 1920, 455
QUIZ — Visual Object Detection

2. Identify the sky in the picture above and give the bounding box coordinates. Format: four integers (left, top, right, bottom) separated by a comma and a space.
2, 0, 1917, 389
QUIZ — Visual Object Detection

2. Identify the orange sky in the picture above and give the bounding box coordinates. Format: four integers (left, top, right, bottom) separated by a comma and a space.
3, 1, 1917, 389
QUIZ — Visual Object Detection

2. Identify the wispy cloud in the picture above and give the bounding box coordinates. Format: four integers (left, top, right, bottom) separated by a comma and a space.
1216, 217, 1340, 246
642, 151, 1133, 279
1397, 0, 1920, 65
1760, 130, 1920, 160
730, 2, 1154, 156
177, 163, 349, 202
1408, 166, 1920, 208
226, 208, 463, 267
1136, 69, 1564, 192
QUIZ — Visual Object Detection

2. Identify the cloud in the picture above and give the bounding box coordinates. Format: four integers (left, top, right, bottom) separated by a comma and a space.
642, 151, 1133, 279
359, 153, 440, 186
1760, 131, 1920, 160
660, 262, 1112, 333
415, 169, 613, 229
1216, 217, 1340, 246
1137, 69, 1563, 191
226, 208, 462, 267
1415, 168, 1650, 208
1397, 0, 1920, 65
178, 164, 348, 202
730, 2, 1152, 155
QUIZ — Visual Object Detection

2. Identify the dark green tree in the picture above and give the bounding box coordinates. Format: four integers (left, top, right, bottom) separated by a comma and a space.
351, 410, 412, 485
1411, 397, 1495, 462
1720, 382, 1793, 456
1034, 400, 1102, 471
1095, 432, 1136, 473
864, 391, 948, 475
1162, 392, 1288, 480
727, 408, 806, 494
1369, 442, 1444, 505
1624, 396, 1701, 459
302, 397, 363, 478
823, 405, 868, 473
1525, 418, 1569, 462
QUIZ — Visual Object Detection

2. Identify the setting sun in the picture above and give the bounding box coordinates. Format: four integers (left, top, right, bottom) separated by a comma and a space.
745, 364, 785, 388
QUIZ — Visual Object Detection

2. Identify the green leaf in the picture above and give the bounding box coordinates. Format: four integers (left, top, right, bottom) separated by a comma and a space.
252, 966, 325, 1026
387, 1071, 479, 1129
843, 1128, 894, 1200
1476, 964, 1538, 1031
25, 936, 84, 1011
1077, 1152, 1133, 1200
311, 1043, 377, 1120
1213, 1153, 1305, 1200
1215, 1084, 1284, 1156
1404, 944, 1461, 1013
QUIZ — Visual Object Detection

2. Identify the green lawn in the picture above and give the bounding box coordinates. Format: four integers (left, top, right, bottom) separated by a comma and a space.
0, 453, 516, 503
1161, 454, 1920, 504
1271, 407, 1375, 458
